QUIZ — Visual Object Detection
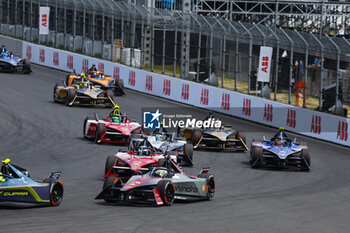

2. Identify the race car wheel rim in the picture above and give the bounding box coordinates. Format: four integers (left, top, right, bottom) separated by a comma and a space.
165, 184, 175, 205
207, 177, 215, 199
51, 184, 63, 206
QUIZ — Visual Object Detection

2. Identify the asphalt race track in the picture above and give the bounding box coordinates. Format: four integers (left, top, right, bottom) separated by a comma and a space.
1, 65, 350, 233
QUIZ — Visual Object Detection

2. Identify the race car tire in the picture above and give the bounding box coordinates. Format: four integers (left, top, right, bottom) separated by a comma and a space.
183, 143, 194, 166
158, 158, 165, 167
113, 79, 125, 96
250, 146, 263, 168
66, 88, 76, 105
103, 176, 122, 203
53, 80, 66, 102
192, 129, 202, 145
105, 155, 117, 175
49, 181, 64, 206
118, 79, 125, 90
22, 60, 32, 74
198, 173, 215, 200
301, 148, 311, 171
236, 131, 247, 145
95, 123, 107, 144
156, 180, 175, 206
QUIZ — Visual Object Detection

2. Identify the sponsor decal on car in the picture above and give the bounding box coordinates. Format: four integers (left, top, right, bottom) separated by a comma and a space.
175, 183, 198, 193
1, 192, 29, 196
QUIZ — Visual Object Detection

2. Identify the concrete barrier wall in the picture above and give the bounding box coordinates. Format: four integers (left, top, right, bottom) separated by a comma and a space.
19, 40, 350, 147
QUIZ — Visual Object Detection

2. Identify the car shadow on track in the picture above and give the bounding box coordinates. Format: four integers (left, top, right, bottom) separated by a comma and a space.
0, 203, 50, 209
240, 161, 310, 172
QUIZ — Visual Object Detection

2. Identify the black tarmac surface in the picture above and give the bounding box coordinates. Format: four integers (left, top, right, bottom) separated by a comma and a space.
1, 65, 350, 233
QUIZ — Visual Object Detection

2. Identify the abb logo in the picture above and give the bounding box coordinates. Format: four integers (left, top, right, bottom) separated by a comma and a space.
263, 104, 273, 122
181, 84, 189, 100
242, 98, 251, 116
128, 71, 136, 86
82, 59, 89, 73
200, 88, 209, 105
67, 55, 73, 70
53, 52, 59, 66
113, 66, 120, 80
98, 63, 104, 72
39, 49, 45, 63
221, 93, 230, 110
26, 46, 32, 59
286, 109, 296, 128
337, 121, 348, 141
261, 56, 269, 73
41, 14, 48, 28
163, 79, 171, 96
310, 115, 321, 134
145, 75, 153, 91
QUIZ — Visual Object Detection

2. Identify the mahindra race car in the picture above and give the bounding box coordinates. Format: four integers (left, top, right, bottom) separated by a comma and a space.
0, 49, 32, 73
96, 156, 215, 206
178, 113, 248, 151
104, 135, 192, 182
65, 69, 125, 96
53, 79, 115, 107
84, 112, 142, 144
0, 158, 63, 206
250, 127, 311, 171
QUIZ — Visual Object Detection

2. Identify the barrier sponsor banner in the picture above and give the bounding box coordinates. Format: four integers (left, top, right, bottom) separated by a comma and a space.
21, 41, 350, 147
257, 46, 273, 82
39, 7, 50, 35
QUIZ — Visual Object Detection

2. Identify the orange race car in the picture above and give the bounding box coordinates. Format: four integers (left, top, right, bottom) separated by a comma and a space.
65, 69, 125, 96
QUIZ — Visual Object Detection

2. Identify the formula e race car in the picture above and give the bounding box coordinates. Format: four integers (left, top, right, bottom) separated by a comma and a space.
96, 156, 215, 206
141, 132, 193, 166
53, 80, 115, 107
104, 135, 192, 182
84, 112, 142, 144
0, 158, 63, 206
250, 127, 311, 171
178, 113, 248, 151
0, 49, 32, 73
65, 69, 125, 96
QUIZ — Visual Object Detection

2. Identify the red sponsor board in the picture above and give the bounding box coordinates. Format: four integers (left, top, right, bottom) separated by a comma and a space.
128, 71, 136, 86
263, 104, 273, 122
200, 88, 209, 105
310, 115, 321, 134
181, 83, 189, 100
242, 98, 251, 116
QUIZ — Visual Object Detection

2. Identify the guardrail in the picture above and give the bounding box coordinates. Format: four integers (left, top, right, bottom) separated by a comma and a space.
18, 39, 350, 147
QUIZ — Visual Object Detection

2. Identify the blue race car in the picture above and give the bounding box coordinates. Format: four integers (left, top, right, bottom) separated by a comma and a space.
0, 158, 63, 206
0, 47, 32, 73
250, 127, 310, 171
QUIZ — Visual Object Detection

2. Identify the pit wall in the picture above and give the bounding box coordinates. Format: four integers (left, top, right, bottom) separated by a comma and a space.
21, 40, 350, 147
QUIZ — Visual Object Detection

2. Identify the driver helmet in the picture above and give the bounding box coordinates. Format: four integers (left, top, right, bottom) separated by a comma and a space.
90, 72, 98, 78
112, 115, 120, 123
275, 138, 282, 146
156, 134, 164, 141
